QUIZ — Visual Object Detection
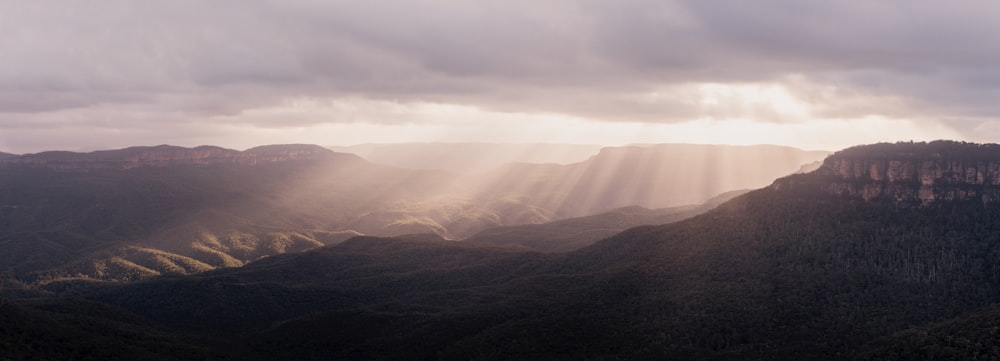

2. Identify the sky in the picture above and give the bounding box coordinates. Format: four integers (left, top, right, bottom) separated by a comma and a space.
1, 0, 998, 153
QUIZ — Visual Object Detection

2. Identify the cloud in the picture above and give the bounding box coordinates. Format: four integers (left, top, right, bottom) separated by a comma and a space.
0, 0, 999, 151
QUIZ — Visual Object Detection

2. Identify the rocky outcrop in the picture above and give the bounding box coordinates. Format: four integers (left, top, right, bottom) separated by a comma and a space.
0, 144, 348, 170
819, 158, 1000, 186
774, 141, 1000, 204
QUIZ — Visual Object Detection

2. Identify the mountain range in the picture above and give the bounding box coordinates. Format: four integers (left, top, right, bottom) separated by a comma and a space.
2, 141, 1000, 359
0, 143, 823, 283
2, 140, 998, 359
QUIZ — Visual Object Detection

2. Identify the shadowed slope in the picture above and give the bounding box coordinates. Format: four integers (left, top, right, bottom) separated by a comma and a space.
0, 298, 223, 360
464, 190, 748, 252
853, 302, 1000, 360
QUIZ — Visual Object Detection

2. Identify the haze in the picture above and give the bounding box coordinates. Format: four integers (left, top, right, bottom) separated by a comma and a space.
1, 1, 996, 153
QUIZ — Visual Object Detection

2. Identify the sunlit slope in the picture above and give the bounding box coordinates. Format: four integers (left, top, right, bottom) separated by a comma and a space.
2, 166, 350, 280
473, 143, 829, 217
0, 145, 519, 282
55, 141, 1000, 360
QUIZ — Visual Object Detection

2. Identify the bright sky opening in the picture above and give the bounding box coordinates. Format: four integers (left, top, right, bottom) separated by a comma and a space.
0, 1, 996, 153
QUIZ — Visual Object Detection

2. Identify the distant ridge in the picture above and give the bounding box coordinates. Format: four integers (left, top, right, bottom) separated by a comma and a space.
330, 142, 603, 174
0, 144, 357, 170
475, 143, 830, 217
0, 152, 16, 160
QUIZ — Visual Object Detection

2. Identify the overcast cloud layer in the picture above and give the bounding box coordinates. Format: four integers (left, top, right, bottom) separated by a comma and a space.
1, 0, 999, 152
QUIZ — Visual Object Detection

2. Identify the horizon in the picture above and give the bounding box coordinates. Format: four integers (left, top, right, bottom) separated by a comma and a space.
3, 140, 846, 156
1, 2, 997, 154
0, 119, 964, 155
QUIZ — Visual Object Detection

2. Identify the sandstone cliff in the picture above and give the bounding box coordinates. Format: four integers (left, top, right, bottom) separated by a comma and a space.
774, 141, 1000, 204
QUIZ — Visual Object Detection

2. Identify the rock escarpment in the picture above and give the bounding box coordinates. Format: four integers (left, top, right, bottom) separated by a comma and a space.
0, 144, 350, 170
774, 141, 1000, 204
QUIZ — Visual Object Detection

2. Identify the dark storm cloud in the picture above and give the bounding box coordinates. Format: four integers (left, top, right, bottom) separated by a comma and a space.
1, 0, 999, 133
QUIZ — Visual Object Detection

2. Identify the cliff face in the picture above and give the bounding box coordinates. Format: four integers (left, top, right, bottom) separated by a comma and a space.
820, 158, 1000, 185
774, 141, 1000, 204
0, 144, 345, 171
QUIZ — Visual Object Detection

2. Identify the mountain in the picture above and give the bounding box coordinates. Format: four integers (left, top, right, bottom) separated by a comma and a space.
333, 144, 828, 214
0, 144, 552, 283
472, 143, 829, 217
0, 144, 340, 170
0, 143, 823, 283
463, 190, 748, 252
329, 142, 603, 174
0, 144, 369, 282
6, 140, 999, 360
0, 152, 15, 160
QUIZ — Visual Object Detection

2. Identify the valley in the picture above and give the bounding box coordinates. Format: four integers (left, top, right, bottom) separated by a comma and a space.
2, 141, 1000, 359
0, 143, 822, 284
4, 2, 996, 359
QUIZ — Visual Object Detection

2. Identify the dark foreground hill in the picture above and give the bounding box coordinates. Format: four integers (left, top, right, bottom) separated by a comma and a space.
4, 141, 1000, 360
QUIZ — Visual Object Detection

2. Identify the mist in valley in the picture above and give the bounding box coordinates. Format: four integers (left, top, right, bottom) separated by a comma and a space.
0, 142, 827, 283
